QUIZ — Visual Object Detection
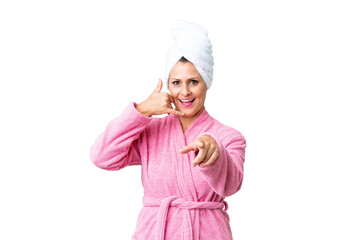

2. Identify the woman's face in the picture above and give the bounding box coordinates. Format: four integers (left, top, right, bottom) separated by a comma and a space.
168, 61, 207, 118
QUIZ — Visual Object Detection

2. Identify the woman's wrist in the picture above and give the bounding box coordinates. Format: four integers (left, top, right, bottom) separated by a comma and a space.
136, 102, 152, 117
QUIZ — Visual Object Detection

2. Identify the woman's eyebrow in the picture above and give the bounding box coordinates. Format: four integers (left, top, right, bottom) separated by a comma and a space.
171, 77, 199, 80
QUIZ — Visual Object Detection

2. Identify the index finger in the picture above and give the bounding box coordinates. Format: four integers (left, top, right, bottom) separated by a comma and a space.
179, 144, 196, 154
179, 141, 203, 154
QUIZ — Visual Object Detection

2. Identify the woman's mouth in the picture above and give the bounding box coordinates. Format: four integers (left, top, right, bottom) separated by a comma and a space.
179, 98, 195, 107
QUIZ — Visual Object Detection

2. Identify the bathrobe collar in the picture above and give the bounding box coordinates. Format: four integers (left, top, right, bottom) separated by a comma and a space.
173, 106, 210, 137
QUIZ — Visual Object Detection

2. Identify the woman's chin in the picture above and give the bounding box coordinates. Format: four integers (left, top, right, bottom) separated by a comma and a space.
180, 110, 196, 118
176, 105, 198, 118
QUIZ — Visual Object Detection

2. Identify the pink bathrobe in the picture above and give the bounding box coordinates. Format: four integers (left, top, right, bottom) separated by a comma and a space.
90, 101, 247, 240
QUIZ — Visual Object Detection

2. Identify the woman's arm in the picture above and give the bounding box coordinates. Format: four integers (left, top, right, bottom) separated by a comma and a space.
90, 102, 152, 171
196, 130, 247, 197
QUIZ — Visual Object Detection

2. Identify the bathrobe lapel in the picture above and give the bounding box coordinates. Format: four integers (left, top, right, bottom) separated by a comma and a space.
170, 107, 211, 240
172, 107, 211, 201
171, 115, 197, 201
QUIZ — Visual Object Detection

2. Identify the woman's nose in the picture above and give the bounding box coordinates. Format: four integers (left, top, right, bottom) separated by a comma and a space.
181, 84, 191, 95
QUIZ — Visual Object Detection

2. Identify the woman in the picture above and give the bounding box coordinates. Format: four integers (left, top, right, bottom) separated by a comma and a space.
90, 19, 247, 240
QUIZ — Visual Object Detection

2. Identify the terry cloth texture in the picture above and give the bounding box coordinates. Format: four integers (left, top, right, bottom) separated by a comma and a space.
90, 102, 247, 240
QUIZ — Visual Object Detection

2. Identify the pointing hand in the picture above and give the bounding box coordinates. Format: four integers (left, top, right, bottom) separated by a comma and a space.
179, 135, 219, 167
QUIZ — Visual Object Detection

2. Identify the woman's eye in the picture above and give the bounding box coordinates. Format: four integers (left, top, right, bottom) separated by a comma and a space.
172, 80, 197, 85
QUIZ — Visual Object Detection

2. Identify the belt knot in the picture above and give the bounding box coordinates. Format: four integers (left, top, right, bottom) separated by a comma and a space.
143, 195, 228, 240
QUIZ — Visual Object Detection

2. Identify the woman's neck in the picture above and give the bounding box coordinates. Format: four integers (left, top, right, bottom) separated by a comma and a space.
179, 106, 204, 133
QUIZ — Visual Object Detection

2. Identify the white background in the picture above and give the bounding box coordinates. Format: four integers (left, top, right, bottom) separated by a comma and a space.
1, 0, 359, 239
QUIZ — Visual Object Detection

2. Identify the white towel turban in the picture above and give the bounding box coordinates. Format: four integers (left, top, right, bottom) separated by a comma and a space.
164, 19, 214, 90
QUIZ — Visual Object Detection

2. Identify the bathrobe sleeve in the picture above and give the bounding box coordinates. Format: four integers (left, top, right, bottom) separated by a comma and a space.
195, 131, 247, 197
90, 101, 152, 171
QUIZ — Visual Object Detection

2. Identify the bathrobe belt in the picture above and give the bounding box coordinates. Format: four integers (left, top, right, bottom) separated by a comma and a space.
143, 195, 228, 240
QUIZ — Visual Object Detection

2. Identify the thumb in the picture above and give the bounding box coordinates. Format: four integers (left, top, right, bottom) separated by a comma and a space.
153, 78, 163, 93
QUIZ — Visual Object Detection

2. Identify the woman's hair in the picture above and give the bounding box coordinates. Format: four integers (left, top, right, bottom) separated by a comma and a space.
167, 56, 190, 86
178, 56, 190, 63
